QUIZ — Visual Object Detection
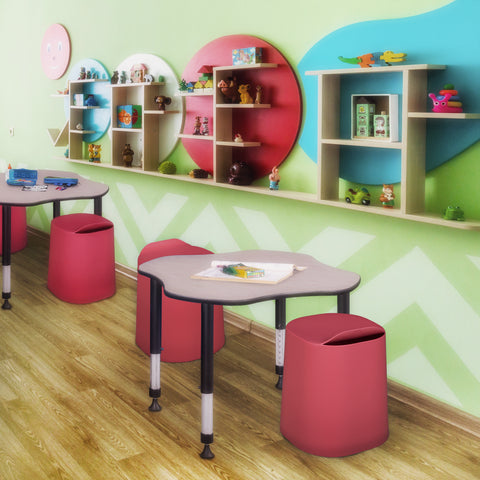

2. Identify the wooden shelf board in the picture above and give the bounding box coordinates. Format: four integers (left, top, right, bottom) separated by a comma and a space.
216, 103, 271, 109
178, 134, 214, 140
70, 106, 101, 110
177, 90, 213, 97
111, 127, 143, 133
144, 110, 180, 115
321, 138, 404, 149
306, 64, 447, 76
409, 112, 480, 119
214, 63, 278, 71
216, 141, 261, 147
72, 79, 109, 83
70, 130, 96, 134
110, 82, 165, 88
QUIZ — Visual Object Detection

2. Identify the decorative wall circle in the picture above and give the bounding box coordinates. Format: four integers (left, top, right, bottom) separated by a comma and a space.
41, 24, 71, 79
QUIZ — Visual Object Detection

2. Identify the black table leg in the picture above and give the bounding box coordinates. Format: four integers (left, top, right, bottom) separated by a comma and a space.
53, 201, 61, 218
200, 302, 215, 459
337, 292, 350, 314
149, 278, 162, 412
2, 205, 12, 310
275, 298, 286, 389
93, 197, 102, 216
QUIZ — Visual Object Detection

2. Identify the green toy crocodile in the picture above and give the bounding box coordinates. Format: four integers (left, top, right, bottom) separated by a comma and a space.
338, 50, 407, 68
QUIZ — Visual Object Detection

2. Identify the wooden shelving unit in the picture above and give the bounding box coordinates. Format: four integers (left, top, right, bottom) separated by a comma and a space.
305, 64, 480, 230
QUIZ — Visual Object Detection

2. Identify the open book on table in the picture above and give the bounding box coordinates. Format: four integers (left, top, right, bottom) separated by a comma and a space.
191, 261, 307, 284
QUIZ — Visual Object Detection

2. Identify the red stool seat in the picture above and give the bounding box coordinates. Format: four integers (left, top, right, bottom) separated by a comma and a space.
47, 213, 115, 304
0, 206, 27, 253
280, 313, 388, 457
136, 239, 225, 362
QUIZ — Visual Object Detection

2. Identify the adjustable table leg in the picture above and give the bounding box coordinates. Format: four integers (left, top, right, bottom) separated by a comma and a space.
275, 298, 286, 389
149, 278, 162, 412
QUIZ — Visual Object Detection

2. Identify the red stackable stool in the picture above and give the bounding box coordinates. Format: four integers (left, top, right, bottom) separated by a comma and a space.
47, 213, 115, 304
280, 313, 388, 457
0, 206, 27, 253
136, 239, 225, 362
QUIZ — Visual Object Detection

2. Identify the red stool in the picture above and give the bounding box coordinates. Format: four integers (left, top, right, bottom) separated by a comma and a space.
0, 206, 27, 253
280, 313, 388, 457
136, 239, 225, 362
47, 213, 115, 304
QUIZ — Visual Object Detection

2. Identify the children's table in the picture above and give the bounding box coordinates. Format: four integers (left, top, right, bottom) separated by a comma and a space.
139, 249, 361, 459
0, 169, 109, 309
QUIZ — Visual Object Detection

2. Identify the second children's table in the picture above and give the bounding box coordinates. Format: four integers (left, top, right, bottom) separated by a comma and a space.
139, 249, 361, 459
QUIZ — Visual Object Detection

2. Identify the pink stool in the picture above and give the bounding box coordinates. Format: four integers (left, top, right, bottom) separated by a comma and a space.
0, 206, 27, 253
136, 239, 225, 362
47, 213, 115, 304
280, 313, 388, 457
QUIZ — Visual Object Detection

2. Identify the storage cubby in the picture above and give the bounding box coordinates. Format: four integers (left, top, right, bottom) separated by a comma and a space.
306, 64, 480, 230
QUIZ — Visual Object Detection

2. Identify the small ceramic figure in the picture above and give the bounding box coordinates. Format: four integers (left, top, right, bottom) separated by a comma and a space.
217, 76, 239, 103
269, 166, 280, 190
111, 71, 119, 84
227, 160, 253, 185
238, 84, 254, 104
379, 184, 395, 208
201, 117, 209, 136
85, 94, 97, 107
154, 95, 172, 111
193, 115, 201, 135
255, 85, 263, 104
122, 144, 134, 167
234, 133, 243, 143
88, 144, 101, 163
78, 67, 86, 80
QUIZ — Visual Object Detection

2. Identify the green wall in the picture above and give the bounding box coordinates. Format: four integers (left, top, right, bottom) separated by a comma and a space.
4, 0, 480, 419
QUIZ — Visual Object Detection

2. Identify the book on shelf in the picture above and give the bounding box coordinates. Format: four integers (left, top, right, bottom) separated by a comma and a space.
191, 261, 306, 284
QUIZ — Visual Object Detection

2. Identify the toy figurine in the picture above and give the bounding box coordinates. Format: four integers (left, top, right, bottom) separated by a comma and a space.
76, 123, 83, 130
85, 94, 97, 107
120, 71, 128, 84
88, 144, 101, 163
179, 79, 188, 92
111, 71, 119, 84
443, 205, 465, 221
338, 50, 407, 68
193, 115, 202, 135
189, 168, 209, 178
238, 84, 254, 104
122, 144, 134, 167
379, 184, 395, 208
201, 117, 209, 136
154, 95, 172, 111
429, 84, 463, 113
144, 74, 154, 83
217, 76, 240, 103
234, 133, 243, 143
345, 187, 371, 205
255, 85, 263, 104
269, 166, 280, 190
227, 160, 253, 185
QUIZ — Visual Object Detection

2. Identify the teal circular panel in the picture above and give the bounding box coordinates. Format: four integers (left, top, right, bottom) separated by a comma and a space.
66, 59, 111, 142
298, 0, 480, 185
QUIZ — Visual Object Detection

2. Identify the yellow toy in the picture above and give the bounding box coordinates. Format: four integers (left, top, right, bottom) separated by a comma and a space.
339, 50, 407, 68
238, 84, 254, 104
88, 144, 101, 163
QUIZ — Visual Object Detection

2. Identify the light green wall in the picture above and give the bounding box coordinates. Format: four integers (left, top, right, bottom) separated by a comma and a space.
4, 0, 480, 419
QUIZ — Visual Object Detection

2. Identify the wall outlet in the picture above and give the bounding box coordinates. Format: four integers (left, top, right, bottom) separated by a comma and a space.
9, 127, 14, 137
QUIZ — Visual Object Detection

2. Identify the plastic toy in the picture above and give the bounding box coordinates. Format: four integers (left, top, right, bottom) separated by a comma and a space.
189, 169, 209, 179
429, 84, 463, 113
345, 187, 371, 205
269, 166, 280, 190
84, 94, 97, 107
234, 133, 243, 143
193, 115, 202, 135
238, 84, 254, 104
130, 63, 147, 83
122, 144, 134, 167
338, 50, 407, 68
255, 85, 263, 104
88, 144, 101, 163
158, 160, 177, 174
227, 160, 253, 185
379, 184, 395, 208
144, 74, 154, 83
443, 205, 465, 221
111, 71, 119, 84
179, 79, 188, 91
201, 117, 209, 136
217, 77, 240, 103
78, 67, 86, 80
154, 95, 172, 111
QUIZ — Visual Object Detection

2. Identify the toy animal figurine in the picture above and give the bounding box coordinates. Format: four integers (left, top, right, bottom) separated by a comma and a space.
122, 144, 134, 167
429, 84, 463, 113
88, 144, 101, 163
255, 85, 263, 104
338, 50, 407, 68
111, 71, 119, 84
443, 205, 465, 221
238, 84, 254, 104
201, 117, 209, 136
154, 95, 172, 111
269, 166, 280, 190
193, 115, 202, 135
144, 74, 154, 83
234, 133, 243, 143
217, 76, 240, 103
227, 160, 253, 185
85, 94, 97, 107
78, 67, 87, 80
379, 184, 395, 208
120, 71, 128, 84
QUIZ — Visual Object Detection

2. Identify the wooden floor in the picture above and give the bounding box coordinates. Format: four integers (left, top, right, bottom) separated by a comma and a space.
1, 232, 479, 480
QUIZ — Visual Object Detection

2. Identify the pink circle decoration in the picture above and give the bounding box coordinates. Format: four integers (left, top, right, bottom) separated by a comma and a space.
41, 24, 71, 79
181, 35, 302, 180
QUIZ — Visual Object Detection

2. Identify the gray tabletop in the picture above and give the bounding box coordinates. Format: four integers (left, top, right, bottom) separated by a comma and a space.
0, 169, 109, 206
139, 250, 361, 306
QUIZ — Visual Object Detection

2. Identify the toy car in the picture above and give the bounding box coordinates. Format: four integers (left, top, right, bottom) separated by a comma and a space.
345, 187, 371, 206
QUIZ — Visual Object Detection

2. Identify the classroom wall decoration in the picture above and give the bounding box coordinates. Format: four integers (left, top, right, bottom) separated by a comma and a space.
40, 23, 71, 80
